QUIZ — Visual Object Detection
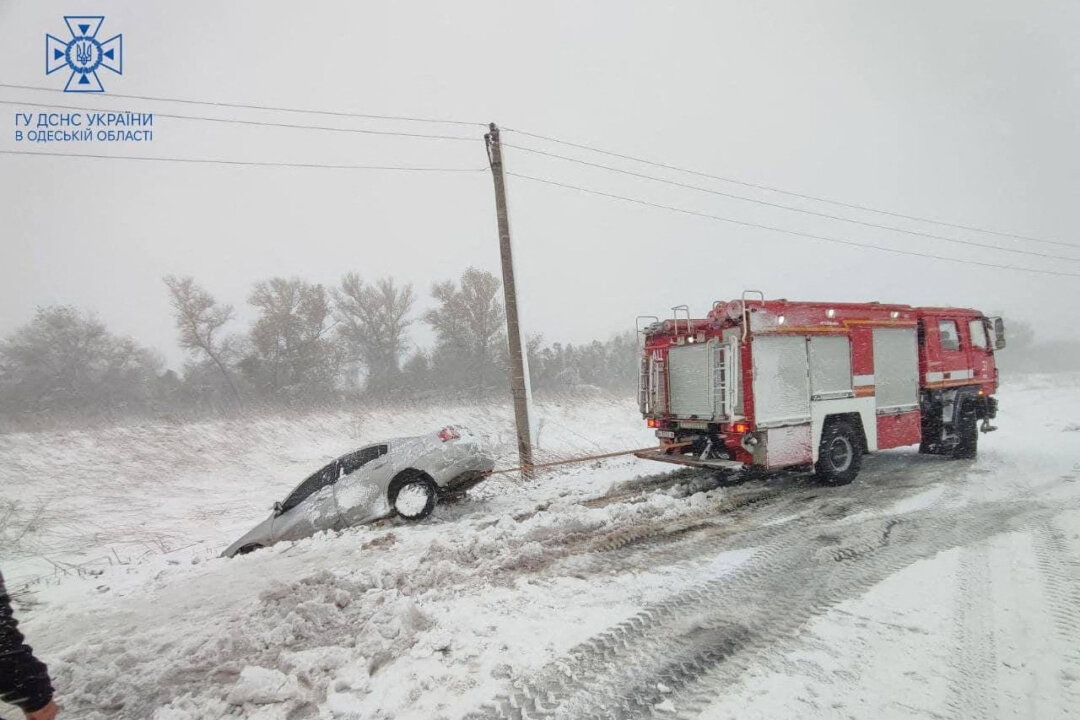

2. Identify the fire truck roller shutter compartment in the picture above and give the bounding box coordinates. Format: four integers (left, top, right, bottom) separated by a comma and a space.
808, 335, 876, 461
808, 336, 853, 400
667, 341, 717, 419
752, 335, 813, 468
872, 327, 922, 448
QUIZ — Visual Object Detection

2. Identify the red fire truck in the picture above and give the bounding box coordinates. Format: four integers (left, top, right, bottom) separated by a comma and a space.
636, 292, 1006, 484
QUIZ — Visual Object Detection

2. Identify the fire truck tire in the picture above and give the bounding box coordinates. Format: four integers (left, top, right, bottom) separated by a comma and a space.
815, 420, 862, 485
919, 414, 944, 455
952, 398, 979, 460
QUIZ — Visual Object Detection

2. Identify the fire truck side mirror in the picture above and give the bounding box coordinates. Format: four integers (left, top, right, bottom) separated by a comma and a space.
990, 317, 1007, 350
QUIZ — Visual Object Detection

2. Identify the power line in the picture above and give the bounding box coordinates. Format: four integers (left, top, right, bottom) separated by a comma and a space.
0, 99, 480, 143
0, 82, 485, 128
508, 171, 1080, 279
0, 149, 487, 172
505, 127, 1079, 250
504, 142, 1080, 264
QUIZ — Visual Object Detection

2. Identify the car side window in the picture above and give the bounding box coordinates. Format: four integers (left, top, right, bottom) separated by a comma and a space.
340, 444, 388, 476
281, 461, 340, 513
969, 319, 988, 349
938, 320, 960, 351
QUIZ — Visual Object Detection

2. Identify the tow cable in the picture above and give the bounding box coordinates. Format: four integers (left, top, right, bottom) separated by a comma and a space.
487, 443, 691, 477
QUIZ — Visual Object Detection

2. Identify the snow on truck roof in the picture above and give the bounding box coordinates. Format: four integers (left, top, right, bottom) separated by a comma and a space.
707, 299, 983, 320
643, 300, 985, 337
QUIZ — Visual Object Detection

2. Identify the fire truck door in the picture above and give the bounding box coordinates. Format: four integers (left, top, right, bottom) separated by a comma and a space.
929, 317, 969, 386
966, 318, 994, 385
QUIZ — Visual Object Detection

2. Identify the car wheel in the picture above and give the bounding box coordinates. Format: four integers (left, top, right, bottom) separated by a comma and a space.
815, 420, 862, 486
391, 476, 437, 520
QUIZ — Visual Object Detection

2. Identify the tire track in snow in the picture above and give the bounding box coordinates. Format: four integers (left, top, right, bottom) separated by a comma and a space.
601, 472, 1025, 720
469, 494, 1074, 720
503, 458, 977, 719
1032, 519, 1080, 711
945, 543, 998, 720
558, 453, 968, 581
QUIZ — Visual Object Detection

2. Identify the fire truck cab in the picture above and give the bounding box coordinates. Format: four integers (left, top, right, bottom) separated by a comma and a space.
636, 293, 1005, 484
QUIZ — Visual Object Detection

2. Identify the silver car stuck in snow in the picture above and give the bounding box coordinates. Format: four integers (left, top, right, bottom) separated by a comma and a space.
223, 426, 494, 557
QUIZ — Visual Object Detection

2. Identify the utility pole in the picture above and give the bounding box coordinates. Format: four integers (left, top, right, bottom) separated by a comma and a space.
485, 122, 534, 478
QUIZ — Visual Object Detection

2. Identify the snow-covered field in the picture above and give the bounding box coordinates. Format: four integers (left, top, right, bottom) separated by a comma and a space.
1, 376, 1079, 719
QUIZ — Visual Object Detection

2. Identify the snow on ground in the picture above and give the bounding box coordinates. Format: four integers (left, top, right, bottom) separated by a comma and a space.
0, 396, 654, 589
1, 375, 1079, 719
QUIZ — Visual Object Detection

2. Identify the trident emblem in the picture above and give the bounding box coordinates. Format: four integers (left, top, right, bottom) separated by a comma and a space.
75, 41, 94, 67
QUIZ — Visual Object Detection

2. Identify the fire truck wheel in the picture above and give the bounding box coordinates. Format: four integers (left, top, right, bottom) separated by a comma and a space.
919, 415, 944, 455
815, 420, 862, 485
952, 399, 979, 460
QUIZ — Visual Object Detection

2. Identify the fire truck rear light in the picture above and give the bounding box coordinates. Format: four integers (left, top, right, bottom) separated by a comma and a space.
732, 422, 749, 433
647, 418, 658, 428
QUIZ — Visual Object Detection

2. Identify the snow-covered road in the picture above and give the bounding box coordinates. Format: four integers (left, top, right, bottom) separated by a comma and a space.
2, 376, 1079, 719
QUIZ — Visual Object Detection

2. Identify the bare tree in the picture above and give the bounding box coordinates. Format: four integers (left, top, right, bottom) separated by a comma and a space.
163, 275, 242, 404
425, 267, 506, 393
401, 350, 434, 394
0, 306, 162, 418
243, 278, 340, 400
334, 274, 415, 395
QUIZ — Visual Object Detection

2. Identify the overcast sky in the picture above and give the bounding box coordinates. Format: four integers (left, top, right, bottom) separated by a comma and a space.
2, 1, 1078, 369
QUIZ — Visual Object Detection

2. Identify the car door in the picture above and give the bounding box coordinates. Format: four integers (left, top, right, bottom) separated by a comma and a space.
333, 444, 393, 527
271, 460, 344, 543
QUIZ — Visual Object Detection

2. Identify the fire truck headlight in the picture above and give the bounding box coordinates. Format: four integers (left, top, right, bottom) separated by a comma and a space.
777, 315, 786, 325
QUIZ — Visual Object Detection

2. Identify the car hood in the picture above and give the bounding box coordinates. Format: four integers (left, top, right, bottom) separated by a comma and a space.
221, 513, 275, 558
